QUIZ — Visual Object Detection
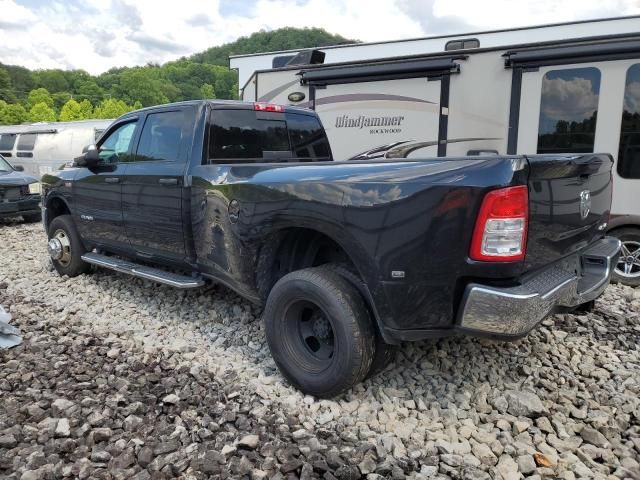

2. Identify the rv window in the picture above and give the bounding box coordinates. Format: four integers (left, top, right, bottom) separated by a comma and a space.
209, 110, 291, 163
287, 113, 331, 160
0, 133, 17, 151
17, 133, 37, 151
618, 64, 640, 179
445, 39, 479, 51
537, 67, 600, 154
134, 110, 192, 163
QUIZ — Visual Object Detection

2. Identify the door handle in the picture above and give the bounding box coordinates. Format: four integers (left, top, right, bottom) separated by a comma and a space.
104, 177, 119, 184
158, 178, 178, 185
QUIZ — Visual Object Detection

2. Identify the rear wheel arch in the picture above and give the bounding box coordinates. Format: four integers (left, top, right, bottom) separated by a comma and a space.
254, 227, 393, 343
254, 227, 373, 300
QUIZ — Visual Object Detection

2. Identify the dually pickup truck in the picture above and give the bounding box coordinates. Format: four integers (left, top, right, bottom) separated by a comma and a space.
42, 100, 621, 397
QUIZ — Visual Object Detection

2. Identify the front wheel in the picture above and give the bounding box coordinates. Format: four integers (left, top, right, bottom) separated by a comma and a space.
610, 228, 640, 287
47, 215, 91, 277
263, 267, 375, 398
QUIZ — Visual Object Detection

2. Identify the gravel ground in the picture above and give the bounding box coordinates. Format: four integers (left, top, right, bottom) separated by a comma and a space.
0, 219, 639, 480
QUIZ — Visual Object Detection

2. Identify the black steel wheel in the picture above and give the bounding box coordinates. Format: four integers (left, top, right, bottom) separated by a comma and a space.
263, 267, 375, 397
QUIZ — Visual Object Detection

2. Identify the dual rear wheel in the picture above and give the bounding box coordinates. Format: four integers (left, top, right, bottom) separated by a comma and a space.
263, 266, 395, 398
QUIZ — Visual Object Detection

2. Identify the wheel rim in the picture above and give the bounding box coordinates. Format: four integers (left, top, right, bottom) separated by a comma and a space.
50, 229, 72, 267
615, 240, 640, 279
284, 300, 336, 368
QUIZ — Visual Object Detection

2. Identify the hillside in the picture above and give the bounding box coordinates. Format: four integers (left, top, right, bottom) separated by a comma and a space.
0, 27, 356, 125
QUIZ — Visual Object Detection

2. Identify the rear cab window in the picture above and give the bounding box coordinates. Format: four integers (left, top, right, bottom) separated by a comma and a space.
207, 108, 332, 164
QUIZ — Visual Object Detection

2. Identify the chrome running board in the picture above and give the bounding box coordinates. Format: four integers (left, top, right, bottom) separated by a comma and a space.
81, 252, 204, 289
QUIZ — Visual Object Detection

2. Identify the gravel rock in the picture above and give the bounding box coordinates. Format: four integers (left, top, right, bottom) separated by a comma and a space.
238, 434, 260, 449
517, 454, 537, 474
1, 221, 639, 479
54, 418, 71, 438
580, 428, 610, 448
504, 390, 546, 417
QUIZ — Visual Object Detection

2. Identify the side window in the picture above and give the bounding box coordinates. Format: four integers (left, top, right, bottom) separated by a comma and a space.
17, 133, 37, 158
0, 133, 16, 156
208, 110, 290, 163
537, 67, 601, 154
287, 113, 331, 161
98, 121, 137, 164
618, 64, 640, 179
135, 110, 192, 163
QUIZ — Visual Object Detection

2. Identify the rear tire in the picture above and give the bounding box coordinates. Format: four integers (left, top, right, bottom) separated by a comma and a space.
263, 267, 375, 398
314, 263, 396, 379
609, 228, 640, 287
23, 212, 42, 223
47, 215, 91, 277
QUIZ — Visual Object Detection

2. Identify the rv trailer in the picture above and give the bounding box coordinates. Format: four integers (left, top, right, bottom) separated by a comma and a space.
0, 119, 113, 178
230, 16, 640, 285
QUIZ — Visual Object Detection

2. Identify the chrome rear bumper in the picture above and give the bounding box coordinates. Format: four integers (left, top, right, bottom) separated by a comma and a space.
457, 237, 621, 337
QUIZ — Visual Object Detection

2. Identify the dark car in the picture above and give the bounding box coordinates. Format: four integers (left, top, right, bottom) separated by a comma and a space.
0, 154, 41, 223
41, 100, 621, 397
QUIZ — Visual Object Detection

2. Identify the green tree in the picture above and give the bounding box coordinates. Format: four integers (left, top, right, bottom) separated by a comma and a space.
29, 102, 57, 122
52, 92, 72, 111
0, 68, 13, 102
27, 87, 54, 108
75, 80, 104, 103
33, 70, 70, 93
200, 83, 215, 99
93, 98, 134, 119
58, 99, 83, 121
115, 69, 169, 107
78, 99, 93, 118
0, 103, 28, 125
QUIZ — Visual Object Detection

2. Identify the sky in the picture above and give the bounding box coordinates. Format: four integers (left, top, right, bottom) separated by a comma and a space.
0, 0, 639, 74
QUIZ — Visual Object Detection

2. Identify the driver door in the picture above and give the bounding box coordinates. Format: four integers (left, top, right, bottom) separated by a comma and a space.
73, 119, 139, 250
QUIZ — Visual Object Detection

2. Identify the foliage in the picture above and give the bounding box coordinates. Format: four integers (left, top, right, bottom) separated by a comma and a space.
28, 88, 54, 108
200, 83, 215, 99
58, 98, 95, 121
0, 102, 28, 124
29, 102, 57, 122
93, 99, 137, 119
0, 27, 355, 125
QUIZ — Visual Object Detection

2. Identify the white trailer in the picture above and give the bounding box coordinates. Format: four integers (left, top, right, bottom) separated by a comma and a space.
0, 119, 113, 178
231, 16, 640, 284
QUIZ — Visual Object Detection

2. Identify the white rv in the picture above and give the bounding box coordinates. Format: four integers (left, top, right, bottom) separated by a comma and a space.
0, 119, 113, 179
231, 16, 640, 285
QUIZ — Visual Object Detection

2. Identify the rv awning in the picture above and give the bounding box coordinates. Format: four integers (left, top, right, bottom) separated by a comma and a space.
299, 57, 461, 85
504, 39, 640, 68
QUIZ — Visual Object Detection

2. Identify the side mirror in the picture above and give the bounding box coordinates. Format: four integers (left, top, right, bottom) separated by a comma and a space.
13, 165, 24, 172
83, 148, 100, 169
75, 147, 100, 169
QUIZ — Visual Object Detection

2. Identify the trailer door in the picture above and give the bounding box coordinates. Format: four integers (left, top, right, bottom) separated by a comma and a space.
506, 45, 640, 222
300, 57, 460, 160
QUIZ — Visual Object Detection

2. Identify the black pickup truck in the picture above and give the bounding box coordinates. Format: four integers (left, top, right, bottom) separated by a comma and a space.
41, 100, 621, 397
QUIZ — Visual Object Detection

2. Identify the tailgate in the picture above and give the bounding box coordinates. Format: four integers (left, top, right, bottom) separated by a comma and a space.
524, 154, 613, 272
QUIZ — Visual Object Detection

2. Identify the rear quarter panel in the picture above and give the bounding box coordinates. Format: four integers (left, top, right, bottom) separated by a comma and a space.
189, 156, 528, 331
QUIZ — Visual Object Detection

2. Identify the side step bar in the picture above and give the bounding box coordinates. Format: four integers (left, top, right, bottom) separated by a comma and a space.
81, 252, 205, 289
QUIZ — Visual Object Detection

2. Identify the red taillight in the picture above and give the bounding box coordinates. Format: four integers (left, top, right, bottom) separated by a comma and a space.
470, 185, 528, 262
254, 102, 285, 113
